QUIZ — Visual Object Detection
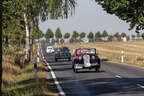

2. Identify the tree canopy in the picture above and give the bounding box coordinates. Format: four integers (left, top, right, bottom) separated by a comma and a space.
72, 30, 79, 39
2, 0, 77, 45
121, 32, 127, 37
45, 28, 54, 39
102, 30, 108, 38
80, 32, 86, 39
55, 27, 62, 42
64, 32, 70, 39
87, 32, 94, 42
95, 0, 144, 32
95, 31, 101, 40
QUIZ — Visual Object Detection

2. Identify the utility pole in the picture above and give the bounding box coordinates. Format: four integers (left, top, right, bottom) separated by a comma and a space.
0, 0, 2, 94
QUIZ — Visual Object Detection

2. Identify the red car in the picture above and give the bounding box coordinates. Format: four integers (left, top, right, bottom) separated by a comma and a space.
72, 48, 101, 73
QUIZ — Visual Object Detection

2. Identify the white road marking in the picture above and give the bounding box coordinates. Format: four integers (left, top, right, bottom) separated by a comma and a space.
115, 75, 122, 79
136, 84, 144, 88
46, 62, 65, 96
41, 46, 65, 96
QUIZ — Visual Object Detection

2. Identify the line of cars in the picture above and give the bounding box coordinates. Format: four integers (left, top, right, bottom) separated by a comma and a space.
46, 46, 101, 73
46, 46, 71, 62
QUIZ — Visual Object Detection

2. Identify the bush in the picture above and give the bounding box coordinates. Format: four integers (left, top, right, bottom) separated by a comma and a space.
3, 46, 14, 55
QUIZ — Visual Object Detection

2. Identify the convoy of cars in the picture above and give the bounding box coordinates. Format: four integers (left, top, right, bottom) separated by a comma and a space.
46, 45, 101, 73
54, 47, 71, 62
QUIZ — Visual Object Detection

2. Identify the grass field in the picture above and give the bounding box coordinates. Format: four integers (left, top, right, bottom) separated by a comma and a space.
57, 40, 144, 67
2, 44, 57, 96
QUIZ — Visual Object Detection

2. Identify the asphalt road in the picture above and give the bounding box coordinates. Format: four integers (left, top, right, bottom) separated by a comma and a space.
41, 45, 144, 96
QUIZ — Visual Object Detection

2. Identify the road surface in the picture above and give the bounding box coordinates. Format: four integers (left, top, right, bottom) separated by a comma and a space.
41, 45, 144, 96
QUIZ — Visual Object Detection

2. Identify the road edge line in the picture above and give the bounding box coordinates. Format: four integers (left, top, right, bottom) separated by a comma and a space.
40, 44, 66, 96
46, 63, 65, 96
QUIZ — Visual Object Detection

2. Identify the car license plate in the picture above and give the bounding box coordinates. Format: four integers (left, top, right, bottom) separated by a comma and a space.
75, 64, 82, 69
91, 63, 98, 66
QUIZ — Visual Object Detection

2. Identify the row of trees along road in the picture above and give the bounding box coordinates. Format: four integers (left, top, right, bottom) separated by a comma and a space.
2, 0, 76, 61
45, 28, 144, 43
2, 0, 76, 93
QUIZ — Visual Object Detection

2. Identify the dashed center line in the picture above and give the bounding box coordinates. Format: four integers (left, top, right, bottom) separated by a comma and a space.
136, 84, 144, 88
115, 75, 122, 79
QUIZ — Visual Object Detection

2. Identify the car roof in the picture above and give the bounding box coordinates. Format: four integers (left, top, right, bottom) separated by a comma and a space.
76, 48, 96, 50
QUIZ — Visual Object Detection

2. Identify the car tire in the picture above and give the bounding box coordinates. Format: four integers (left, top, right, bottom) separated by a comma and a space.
95, 66, 100, 72
72, 64, 78, 73
55, 58, 58, 62
68, 57, 71, 61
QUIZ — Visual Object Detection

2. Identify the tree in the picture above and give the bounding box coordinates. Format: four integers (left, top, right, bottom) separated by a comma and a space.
32, 29, 44, 40
69, 38, 74, 43
142, 33, 144, 40
72, 30, 79, 42
114, 32, 121, 41
60, 38, 65, 44
87, 32, 94, 42
2, 0, 77, 93
51, 38, 55, 44
45, 28, 54, 43
114, 32, 120, 38
102, 30, 108, 40
95, 0, 144, 32
132, 35, 136, 40
80, 32, 86, 40
126, 36, 130, 41
64, 32, 70, 43
121, 32, 127, 38
108, 35, 113, 41
95, 31, 101, 41
64, 32, 70, 39
55, 27, 62, 43
0, 0, 2, 94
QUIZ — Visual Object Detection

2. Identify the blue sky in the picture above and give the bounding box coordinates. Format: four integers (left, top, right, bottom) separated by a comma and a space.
39, 0, 136, 36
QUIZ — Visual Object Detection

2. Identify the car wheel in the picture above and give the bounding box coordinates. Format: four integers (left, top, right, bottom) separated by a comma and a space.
95, 66, 100, 72
55, 58, 58, 62
72, 64, 78, 73
68, 57, 71, 61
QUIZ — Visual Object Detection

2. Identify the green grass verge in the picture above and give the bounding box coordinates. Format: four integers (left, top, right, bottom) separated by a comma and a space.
2, 44, 57, 96
2, 63, 57, 96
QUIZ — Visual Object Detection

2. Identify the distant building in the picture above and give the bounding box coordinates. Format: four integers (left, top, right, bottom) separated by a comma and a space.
112, 37, 118, 41
121, 37, 127, 42
84, 40, 89, 43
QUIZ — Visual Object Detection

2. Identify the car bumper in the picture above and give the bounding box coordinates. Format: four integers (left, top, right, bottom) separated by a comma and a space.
75, 63, 99, 69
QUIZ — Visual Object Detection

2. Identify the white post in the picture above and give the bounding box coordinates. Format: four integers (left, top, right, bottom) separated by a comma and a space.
121, 50, 124, 63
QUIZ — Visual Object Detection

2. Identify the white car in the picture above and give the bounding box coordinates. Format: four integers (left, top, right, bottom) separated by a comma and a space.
46, 46, 55, 53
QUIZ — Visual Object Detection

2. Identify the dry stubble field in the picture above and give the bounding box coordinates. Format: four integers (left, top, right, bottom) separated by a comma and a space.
57, 40, 144, 67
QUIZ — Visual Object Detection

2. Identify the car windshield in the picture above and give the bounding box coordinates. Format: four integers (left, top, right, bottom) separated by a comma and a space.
76, 48, 96, 55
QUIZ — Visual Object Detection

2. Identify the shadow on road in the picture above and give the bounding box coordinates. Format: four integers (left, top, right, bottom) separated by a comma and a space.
57, 76, 144, 96
77, 70, 105, 73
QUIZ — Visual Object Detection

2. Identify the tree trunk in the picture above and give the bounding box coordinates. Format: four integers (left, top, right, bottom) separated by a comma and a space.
29, 21, 33, 59
24, 13, 30, 62
0, 0, 2, 93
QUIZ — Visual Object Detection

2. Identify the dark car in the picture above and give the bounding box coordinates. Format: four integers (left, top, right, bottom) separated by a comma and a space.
54, 47, 71, 62
72, 48, 101, 73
